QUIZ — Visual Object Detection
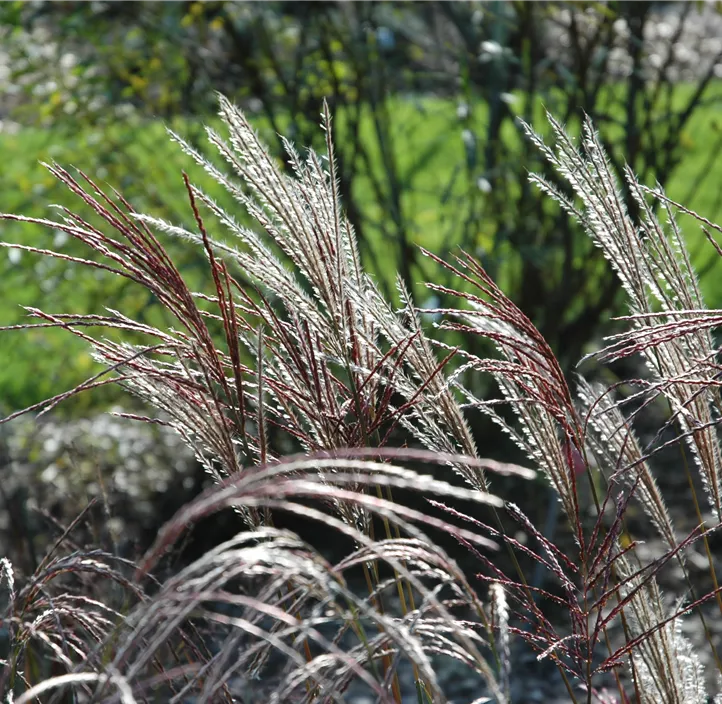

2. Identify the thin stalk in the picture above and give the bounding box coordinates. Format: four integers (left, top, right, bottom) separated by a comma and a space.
339, 329, 408, 702
362, 560, 403, 703
382, 484, 431, 704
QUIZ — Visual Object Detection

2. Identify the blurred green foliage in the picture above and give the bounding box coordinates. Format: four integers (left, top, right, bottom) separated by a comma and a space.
2, 1, 722, 414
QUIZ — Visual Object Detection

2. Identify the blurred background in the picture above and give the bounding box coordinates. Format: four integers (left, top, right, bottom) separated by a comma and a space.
2, 0, 722, 568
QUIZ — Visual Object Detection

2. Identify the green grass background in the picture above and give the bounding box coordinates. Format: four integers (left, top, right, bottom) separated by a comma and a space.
1, 87, 722, 414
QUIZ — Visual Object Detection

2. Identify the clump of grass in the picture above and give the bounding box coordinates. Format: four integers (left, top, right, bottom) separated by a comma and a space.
2, 96, 722, 703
